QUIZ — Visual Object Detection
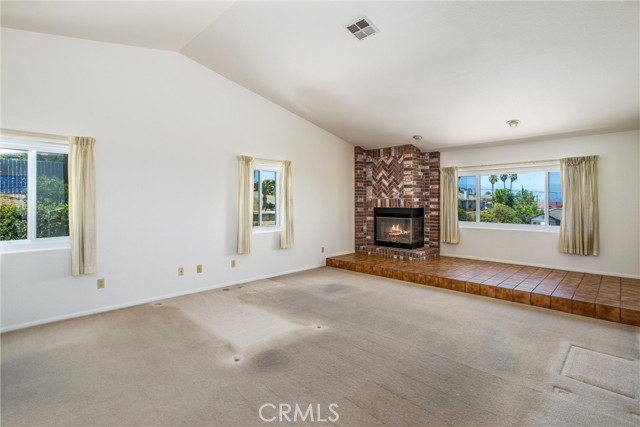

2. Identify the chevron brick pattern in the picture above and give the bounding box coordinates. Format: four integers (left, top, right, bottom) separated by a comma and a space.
369, 156, 405, 199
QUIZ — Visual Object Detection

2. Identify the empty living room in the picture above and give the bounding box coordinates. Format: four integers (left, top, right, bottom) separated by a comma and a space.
1, 1, 639, 426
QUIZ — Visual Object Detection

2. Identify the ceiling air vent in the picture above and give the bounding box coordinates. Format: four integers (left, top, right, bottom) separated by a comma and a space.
346, 17, 379, 40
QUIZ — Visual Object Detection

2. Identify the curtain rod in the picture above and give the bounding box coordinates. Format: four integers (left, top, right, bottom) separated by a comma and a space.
255, 157, 286, 163
457, 158, 560, 170
1, 128, 68, 143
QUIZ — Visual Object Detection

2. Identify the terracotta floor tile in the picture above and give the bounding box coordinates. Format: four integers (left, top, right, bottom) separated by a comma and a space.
621, 278, 640, 289
621, 293, 640, 309
380, 267, 393, 278
621, 309, 640, 326
402, 271, 417, 283
495, 287, 513, 301
596, 304, 621, 322
439, 277, 452, 289
622, 288, 640, 298
556, 287, 579, 295
601, 276, 621, 285
465, 282, 480, 295
478, 284, 496, 298
532, 282, 559, 295
424, 275, 439, 287
500, 279, 522, 288
572, 300, 595, 317
327, 253, 634, 325
597, 282, 620, 301
582, 274, 603, 285
596, 297, 620, 308
451, 280, 466, 292
552, 292, 578, 300
531, 293, 551, 308
573, 284, 599, 302
550, 296, 572, 313
512, 289, 531, 305
514, 282, 538, 291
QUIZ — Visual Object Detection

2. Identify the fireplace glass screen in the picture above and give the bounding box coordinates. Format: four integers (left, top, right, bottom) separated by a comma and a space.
374, 208, 424, 250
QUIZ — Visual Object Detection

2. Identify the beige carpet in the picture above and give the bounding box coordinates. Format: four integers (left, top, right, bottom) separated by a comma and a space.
2, 267, 639, 426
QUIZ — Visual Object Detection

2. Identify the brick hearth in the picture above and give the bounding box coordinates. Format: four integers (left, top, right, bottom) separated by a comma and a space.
354, 144, 440, 260
357, 245, 439, 262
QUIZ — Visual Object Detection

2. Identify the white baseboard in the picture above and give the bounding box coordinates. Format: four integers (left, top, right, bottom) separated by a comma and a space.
0, 264, 323, 334
441, 253, 640, 279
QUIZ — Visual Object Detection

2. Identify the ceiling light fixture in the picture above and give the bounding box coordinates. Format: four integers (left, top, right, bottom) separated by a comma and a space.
346, 17, 379, 40
506, 119, 521, 128
412, 135, 423, 140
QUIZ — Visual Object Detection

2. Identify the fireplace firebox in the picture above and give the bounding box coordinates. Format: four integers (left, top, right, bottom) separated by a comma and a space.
374, 208, 424, 250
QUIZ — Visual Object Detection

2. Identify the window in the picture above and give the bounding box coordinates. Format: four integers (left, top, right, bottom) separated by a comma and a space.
253, 161, 280, 230
458, 165, 562, 228
458, 175, 477, 222
1, 138, 69, 245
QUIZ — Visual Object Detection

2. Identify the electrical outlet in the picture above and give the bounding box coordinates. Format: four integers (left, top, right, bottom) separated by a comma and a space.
231, 260, 236, 268
196, 264, 203, 274
321, 247, 325, 253
178, 267, 184, 276
97, 278, 105, 289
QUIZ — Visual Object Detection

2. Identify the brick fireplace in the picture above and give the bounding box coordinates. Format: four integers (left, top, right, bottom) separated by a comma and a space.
354, 144, 439, 261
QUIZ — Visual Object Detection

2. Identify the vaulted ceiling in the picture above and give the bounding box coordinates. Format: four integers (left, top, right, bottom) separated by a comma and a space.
2, 1, 638, 151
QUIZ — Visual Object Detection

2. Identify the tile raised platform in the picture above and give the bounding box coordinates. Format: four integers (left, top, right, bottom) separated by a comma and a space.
326, 253, 640, 326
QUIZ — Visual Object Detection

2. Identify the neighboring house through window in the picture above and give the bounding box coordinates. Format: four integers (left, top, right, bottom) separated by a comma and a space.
0, 137, 69, 246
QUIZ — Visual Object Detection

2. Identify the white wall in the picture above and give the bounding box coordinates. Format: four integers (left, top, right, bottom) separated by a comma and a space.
440, 130, 640, 278
0, 29, 355, 331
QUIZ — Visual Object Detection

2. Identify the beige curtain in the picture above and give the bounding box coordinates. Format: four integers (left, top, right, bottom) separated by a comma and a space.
559, 155, 599, 256
237, 155, 254, 254
440, 167, 459, 244
68, 136, 97, 276
280, 160, 294, 249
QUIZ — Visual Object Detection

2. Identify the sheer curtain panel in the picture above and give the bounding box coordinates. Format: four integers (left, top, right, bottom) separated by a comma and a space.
237, 155, 254, 254
280, 160, 294, 249
68, 136, 97, 276
440, 167, 460, 244
559, 155, 599, 256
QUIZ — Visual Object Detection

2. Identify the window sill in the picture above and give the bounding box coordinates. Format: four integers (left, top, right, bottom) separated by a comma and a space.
253, 227, 281, 234
0, 238, 70, 253
459, 223, 560, 233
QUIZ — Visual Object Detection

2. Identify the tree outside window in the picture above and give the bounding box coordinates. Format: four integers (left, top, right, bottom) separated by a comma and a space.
253, 164, 279, 229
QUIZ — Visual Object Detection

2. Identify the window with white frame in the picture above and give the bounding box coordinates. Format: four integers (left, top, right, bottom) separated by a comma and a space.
0, 138, 69, 244
253, 161, 280, 230
458, 165, 562, 228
